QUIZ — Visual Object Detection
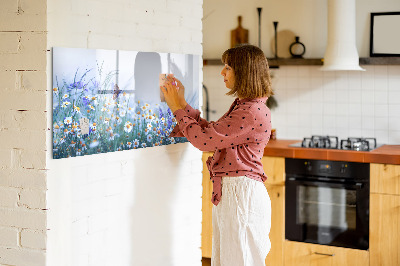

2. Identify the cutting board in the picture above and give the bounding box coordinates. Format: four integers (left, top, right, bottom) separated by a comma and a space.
231, 16, 249, 48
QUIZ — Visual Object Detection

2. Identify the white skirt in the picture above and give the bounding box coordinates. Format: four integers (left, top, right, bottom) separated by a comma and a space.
212, 176, 271, 266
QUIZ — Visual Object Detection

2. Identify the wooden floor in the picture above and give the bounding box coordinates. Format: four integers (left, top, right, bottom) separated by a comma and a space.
202, 257, 211, 266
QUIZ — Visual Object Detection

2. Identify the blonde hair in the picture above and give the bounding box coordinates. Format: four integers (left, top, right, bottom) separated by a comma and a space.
221, 44, 273, 99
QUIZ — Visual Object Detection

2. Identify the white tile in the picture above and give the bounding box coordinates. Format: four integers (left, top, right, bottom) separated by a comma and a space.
311, 88, 323, 101
322, 127, 337, 135
348, 103, 362, 116
273, 76, 287, 90
374, 77, 388, 91
348, 70, 362, 80
349, 128, 362, 137
297, 102, 312, 114
323, 103, 336, 115
348, 90, 362, 103
374, 90, 388, 104
374, 117, 389, 130
335, 72, 349, 90
287, 113, 300, 127
286, 126, 301, 139
388, 76, 400, 91
298, 77, 311, 89
311, 127, 324, 136
374, 65, 388, 77
388, 65, 400, 76
388, 117, 400, 131
362, 129, 375, 138
298, 67, 311, 78
336, 103, 349, 116
348, 116, 362, 129
311, 102, 324, 113
374, 130, 389, 144
310, 77, 324, 90
362, 90, 374, 104
311, 114, 324, 129
310, 67, 324, 77
388, 131, 400, 144
286, 77, 299, 89
362, 116, 375, 130
336, 128, 349, 140
348, 75, 362, 90
323, 115, 336, 129
336, 90, 349, 104
388, 91, 400, 104
273, 67, 286, 78
375, 104, 389, 117
388, 104, 400, 117
361, 75, 374, 91
285, 66, 298, 77
362, 65, 375, 74
322, 70, 335, 78
361, 104, 374, 116
323, 87, 336, 103
296, 127, 312, 137
336, 115, 348, 128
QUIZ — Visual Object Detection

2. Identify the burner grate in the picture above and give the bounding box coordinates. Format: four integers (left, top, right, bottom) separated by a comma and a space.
340, 137, 377, 151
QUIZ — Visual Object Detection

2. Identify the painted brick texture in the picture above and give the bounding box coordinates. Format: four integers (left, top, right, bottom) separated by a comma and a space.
46, 0, 203, 266
0, 0, 48, 265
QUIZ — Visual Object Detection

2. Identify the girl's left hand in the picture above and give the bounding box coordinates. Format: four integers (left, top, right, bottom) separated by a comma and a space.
160, 79, 184, 113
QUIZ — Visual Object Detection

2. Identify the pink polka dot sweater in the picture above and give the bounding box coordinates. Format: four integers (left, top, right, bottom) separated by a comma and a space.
170, 97, 272, 206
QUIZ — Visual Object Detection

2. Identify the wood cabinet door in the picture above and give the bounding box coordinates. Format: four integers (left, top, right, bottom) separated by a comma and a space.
265, 184, 285, 266
262, 156, 285, 186
284, 241, 369, 266
370, 193, 400, 266
370, 163, 400, 195
202, 152, 213, 258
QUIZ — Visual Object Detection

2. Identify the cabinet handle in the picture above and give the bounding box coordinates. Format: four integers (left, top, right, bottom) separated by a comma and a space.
314, 252, 335, 257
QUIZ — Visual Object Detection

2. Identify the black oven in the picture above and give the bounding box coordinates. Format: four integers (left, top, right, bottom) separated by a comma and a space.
285, 158, 369, 250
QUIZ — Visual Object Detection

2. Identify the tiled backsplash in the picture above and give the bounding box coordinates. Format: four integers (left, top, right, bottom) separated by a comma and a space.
203, 65, 400, 144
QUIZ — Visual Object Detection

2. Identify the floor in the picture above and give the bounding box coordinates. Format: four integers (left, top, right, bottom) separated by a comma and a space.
202, 257, 211, 266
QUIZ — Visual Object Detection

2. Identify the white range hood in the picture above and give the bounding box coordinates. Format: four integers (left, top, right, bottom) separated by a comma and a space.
320, 0, 365, 71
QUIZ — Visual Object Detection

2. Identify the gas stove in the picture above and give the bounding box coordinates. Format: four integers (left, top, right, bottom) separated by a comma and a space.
289, 135, 381, 151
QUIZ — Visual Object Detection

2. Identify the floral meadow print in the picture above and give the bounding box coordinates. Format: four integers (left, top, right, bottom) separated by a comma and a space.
52, 47, 200, 159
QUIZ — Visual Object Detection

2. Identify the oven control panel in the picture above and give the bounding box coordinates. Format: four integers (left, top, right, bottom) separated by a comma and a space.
286, 158, 369, 180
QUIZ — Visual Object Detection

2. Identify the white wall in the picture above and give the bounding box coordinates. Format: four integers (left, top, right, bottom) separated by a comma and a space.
46, 0, 203, 266
0, 0, 48, 265
203, 0, 400, 145
203, 0, 400, 58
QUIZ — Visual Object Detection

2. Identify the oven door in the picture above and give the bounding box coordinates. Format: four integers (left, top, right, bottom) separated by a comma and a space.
285, 177, 369, 250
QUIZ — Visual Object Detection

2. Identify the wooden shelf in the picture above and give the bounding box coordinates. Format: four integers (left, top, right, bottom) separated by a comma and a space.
359, 57, 400, 65
203, 58, 323, 67
203, 57, 400, 67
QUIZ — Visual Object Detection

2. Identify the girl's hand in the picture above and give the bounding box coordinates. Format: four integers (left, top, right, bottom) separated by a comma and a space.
172, 77, 187, 108
161, 79, 184, 113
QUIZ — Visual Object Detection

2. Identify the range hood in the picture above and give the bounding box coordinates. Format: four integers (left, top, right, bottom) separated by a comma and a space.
320, 0, 365, 71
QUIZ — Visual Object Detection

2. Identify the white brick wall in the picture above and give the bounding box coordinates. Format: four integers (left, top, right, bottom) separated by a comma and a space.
0, 0, 48, 265
46, 1, 203, 266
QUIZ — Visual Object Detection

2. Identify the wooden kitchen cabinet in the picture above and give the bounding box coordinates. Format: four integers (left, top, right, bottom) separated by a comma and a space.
284, 241, 369, 266
264, 184, 285, 266
370, 163, 400, 195
262, 156, 285, 266
202, 152, 213, 258
370, 163, 400, 266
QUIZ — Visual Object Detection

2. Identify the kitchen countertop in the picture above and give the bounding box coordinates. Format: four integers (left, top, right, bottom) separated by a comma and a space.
263, 139, 400, 165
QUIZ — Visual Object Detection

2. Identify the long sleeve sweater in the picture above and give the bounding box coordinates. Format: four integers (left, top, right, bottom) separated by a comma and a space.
170, 97, 271, 205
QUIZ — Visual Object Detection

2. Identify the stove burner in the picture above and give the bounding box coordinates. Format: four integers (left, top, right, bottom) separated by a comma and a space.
301, 135, 339, 149
340, 137, 377, 151
295, 136, 378, 151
